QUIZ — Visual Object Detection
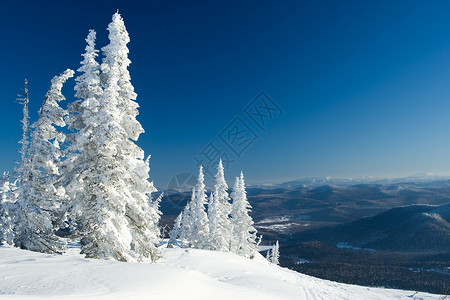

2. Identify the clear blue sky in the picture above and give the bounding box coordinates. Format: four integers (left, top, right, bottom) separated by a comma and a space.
2, 0, 450, 187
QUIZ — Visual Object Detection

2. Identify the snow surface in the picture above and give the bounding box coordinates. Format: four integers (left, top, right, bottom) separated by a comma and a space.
0, 244, 443, 300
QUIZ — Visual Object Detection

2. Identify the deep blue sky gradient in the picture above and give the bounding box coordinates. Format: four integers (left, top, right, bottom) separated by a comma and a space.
2, 1, 450, 187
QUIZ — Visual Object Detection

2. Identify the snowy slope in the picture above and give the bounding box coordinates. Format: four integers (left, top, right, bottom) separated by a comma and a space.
0, 245, 442, 300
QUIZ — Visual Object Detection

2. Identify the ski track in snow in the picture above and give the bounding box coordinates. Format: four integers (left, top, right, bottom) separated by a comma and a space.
0, 245, 444, 300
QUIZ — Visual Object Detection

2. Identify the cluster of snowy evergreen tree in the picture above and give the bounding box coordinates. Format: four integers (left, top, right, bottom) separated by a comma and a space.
168, 160, 261, 259
0, 12, 161, 262
0, 12, 266, 264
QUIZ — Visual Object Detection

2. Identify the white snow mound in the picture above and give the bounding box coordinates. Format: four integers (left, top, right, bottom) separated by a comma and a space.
0, 245, 442, 300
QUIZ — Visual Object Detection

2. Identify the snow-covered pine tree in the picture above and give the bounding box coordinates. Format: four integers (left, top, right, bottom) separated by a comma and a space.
74, 29, 102, 106
230, 172, 258, 258
65, 29, 103, 228
187, 166, 209, 248
14, 79, 65, 254
207, 159, 232, 251
167, 212, 183, 248
0, 173, 17, 245
168, 167, 209, 249
125, 154, 161, 262
270, 241, 280, 265
178, 199, 192, 247
28, 70, 74, 229
78, 12, 160, 262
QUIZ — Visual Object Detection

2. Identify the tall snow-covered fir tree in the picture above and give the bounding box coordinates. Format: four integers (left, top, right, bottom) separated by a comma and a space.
65, 29, 103, 227
207, 159, 232, 251
14, 79, 65, 254
28, 70, 74, 229
77, 12, 160, 262
230, 172, 259, 258
64, 29, 103, 236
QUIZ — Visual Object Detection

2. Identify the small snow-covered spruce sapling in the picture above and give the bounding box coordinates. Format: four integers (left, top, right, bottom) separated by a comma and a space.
267, 241, 280, 265
178, 201, 192, 248
167, 212, 183, 248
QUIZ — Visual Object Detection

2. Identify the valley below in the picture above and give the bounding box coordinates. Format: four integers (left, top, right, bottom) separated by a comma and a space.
161, 177, 450, 295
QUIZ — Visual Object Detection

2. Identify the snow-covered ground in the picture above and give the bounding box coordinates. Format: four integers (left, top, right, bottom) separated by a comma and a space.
0, 244, 443, 300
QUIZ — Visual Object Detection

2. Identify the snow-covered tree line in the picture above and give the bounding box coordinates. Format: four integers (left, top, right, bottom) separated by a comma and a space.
168, 160, 261, 259
0, 12, 161, 262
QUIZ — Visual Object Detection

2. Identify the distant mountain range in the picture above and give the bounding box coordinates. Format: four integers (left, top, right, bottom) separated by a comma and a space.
292, 203, 450, 252
248, 180, 450, 225
255, 173, 450, 189
160, 173, 450, 193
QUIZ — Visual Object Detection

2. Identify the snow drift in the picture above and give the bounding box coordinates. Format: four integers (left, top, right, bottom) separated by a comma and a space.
0, 245, 442, 300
